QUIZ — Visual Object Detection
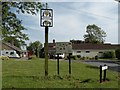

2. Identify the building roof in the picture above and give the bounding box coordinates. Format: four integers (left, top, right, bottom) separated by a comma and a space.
72, 43, 120, 50
2, 41, 22, 52
48, 42, 120, 52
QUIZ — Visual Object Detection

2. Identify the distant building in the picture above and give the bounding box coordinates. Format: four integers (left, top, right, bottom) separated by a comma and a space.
48, 40, 120, 58
1, 41, 28, 57
48, 39, 56, 56
20, 44, 27, 57
1, 41, 22, 55
72, 43, 120, 58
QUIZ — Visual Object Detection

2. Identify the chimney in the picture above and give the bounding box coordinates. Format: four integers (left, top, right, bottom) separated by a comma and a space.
53, 39, 55, 44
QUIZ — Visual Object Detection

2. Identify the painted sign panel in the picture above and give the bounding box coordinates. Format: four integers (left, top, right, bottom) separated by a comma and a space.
56, 42, 72, 54
40, 9, 53, 27
102, 66, 108, 70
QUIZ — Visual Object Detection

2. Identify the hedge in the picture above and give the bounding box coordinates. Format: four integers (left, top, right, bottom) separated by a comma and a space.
115, 49, 120, 59
103, 51, 116, 59
0, 56, 9, 60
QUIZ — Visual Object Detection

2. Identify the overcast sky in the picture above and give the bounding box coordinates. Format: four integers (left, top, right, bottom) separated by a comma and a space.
16, 0, 118, 45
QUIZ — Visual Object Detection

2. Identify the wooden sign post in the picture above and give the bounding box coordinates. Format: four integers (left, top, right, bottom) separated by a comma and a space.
100, 65, 102, 83
40, 3, 53, 76
68, 53, 72, 75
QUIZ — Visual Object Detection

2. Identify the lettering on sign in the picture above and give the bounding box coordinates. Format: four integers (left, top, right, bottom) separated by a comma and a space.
56, 42, 72, 54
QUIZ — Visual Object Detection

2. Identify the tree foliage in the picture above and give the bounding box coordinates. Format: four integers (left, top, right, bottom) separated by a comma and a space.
27, 41, 43, 57
103, 51, 116, 59
115, 49, 120, 60
84, 24, 106, 44
2, 2, 43, 47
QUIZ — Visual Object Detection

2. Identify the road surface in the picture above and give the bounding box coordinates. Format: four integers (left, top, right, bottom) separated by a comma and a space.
79, 60, 120, 72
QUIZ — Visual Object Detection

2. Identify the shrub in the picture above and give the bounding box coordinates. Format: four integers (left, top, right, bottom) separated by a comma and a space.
70, 55, 78, 60
91, 57, 95, 60
86, 57, 90, 60
95, 55, 98, 60
103, 51, 116, 59
0, 56, 9, 60
81, 56, 85, 60
29, 55, 37, 60
65, 55, 79, 60
115, 49, 120, 59
76, 55, 81, 58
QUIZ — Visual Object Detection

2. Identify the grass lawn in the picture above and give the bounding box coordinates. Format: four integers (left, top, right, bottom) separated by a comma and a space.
2, 58, 119, 88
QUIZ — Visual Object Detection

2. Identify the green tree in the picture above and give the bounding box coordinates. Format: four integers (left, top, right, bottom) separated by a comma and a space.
103, 51, 116, 59
27, 41, 42, 57
84, 24, 106, 43
2, 2, 43, 47
115, 49, 120, 60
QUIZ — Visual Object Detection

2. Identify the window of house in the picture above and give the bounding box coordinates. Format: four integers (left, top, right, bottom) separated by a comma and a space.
77, 51, 81, 53
86, 51, 90, 53
10, 52, 14, 55
60, 48, 62, 50
6, 52, 8, 54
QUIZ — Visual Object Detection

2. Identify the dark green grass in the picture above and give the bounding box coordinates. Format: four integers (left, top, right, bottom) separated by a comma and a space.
2, 58, 119, 88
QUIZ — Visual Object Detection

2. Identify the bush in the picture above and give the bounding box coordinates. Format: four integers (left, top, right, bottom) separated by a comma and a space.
70, 55, 78, 60
0, 56, 9, 60
86, 57, 90, 60
115, 49, 120, 59
28, 55, 37, 60
66, 55, 97, 60
91, 57, 95, 60
81, 56, 85, 60
76, 55, 81, 58
65, 55, 80, 60
95, 55, 98, 60
103, 51, 116, 59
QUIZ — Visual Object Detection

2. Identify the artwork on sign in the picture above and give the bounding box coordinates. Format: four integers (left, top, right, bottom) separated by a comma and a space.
40, 9, 53, 27
56, 42, 72, 54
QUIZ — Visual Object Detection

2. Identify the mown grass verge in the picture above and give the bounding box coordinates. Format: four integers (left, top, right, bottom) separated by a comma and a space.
2, 58, 119, 88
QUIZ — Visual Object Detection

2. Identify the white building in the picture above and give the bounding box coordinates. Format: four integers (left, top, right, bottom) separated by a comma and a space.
48, 40, 120, 58
72, 43, 119, 58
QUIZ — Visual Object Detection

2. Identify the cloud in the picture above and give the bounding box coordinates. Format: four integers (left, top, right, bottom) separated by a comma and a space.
51, 14, 83, 41
39, 0, 116, 2
49, 2, 118, 43
17, 13, 45, 44
17, 2, 118, 45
